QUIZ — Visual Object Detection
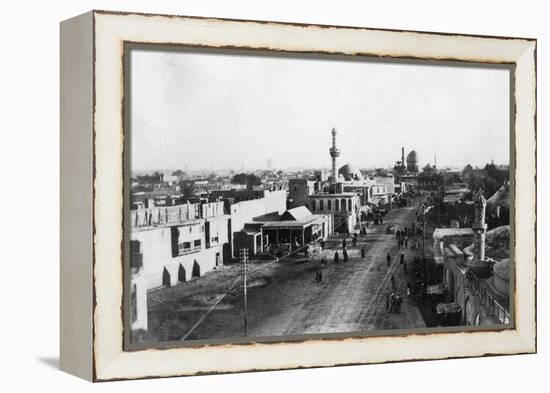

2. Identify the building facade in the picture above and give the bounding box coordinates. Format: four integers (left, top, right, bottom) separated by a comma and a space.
129, 201, 230, 333
309, 193, 361, 233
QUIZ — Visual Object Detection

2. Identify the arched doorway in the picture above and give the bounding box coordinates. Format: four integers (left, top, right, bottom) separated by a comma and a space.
162, 267, 171, 287
178, 264, 186, 283
223, 243, 231, 263
192, 260, 201, 278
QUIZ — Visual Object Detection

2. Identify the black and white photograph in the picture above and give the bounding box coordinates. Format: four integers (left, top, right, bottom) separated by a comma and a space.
126, 46, 513, 346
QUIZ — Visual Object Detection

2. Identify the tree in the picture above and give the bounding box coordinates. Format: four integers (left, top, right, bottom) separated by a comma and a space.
462, 164, 474, 182
462, 163, 509, 198
231, 173, 262, 188
417, 165, 443, 190
171, 169, 185, 177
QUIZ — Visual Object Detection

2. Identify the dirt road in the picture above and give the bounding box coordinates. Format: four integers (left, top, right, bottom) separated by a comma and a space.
167, 203, 426, 341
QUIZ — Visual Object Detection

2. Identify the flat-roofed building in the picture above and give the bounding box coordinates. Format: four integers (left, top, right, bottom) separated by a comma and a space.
129, 201, 230, 334
233, 206, 332, 257
308, 192, 360, 234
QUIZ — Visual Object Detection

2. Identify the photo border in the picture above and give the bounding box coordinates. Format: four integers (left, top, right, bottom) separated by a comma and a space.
122, 44, 517, 351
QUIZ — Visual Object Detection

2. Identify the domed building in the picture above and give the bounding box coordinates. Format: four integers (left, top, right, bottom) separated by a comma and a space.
434, 198, 511, 326
406, 150, 419, 173
491, 259, 510, 296
338, 163, 364, 181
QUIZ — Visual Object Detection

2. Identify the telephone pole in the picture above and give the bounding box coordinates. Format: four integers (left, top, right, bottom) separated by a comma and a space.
239, 248, 249, 336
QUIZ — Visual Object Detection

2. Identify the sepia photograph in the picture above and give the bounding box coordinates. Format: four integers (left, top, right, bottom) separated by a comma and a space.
125, 45, 513, 347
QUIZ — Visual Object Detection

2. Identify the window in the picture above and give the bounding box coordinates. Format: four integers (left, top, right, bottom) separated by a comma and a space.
183, 242, 191, 249
194, 239, 201, 248
311, 201, 316, 211
335, 199, 340, 211
320, 200, 324, 210
328, 200, 332, 210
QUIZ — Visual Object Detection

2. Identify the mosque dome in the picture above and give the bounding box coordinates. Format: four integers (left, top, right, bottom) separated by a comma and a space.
406, 150, 417, 164
492, 259, 510, 296
406, 150, 419, 172
338, 163, 364, 181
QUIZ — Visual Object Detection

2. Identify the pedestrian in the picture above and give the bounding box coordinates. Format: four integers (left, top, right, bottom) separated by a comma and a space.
315, 271, 323, 283
400, 251, 405, 265
391, 274, 395, 289
342, 238, 346, 249
386, 252, 391, 267
343, 249, 348, 262
395, 293, 402, 313
334, 251, 339, 263
361, 248, 365, 258
404, 236, 408, 248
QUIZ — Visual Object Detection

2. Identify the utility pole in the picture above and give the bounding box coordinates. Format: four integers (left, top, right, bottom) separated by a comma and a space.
239, 248, 249, 336
423, 205, 431, 283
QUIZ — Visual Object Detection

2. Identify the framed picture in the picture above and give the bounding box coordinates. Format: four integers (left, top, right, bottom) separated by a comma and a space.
60, 10, 536, 381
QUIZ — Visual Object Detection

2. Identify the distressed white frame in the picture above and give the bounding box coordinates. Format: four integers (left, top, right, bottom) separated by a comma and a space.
61, 10, 536, 381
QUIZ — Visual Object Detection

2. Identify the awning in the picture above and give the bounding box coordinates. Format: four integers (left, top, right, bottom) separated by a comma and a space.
436, 302, 462, 314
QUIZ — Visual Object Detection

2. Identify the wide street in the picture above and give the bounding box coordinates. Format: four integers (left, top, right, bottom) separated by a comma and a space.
147, 201, 427, 342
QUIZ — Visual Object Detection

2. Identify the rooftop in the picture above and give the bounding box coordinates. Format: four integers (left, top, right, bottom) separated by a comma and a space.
433, 228, 473, 239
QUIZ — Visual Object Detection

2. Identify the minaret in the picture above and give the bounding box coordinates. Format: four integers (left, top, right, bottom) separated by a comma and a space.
329, 128, 340, 183
472, 189, 487, 262
467, 188, 493, 278
401, 147, 405, 168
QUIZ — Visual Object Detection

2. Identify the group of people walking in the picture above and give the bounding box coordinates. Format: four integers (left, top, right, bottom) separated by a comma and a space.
386, 291, 403, 314
396, 221, 423, 250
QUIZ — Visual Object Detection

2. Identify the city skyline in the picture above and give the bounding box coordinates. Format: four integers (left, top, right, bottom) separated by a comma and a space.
129, 48, 510, 173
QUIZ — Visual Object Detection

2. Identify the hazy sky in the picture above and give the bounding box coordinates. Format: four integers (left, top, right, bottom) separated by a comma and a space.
129, 47, 510, 172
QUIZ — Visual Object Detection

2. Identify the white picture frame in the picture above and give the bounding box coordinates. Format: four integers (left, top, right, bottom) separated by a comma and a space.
60, 10, 536, 381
